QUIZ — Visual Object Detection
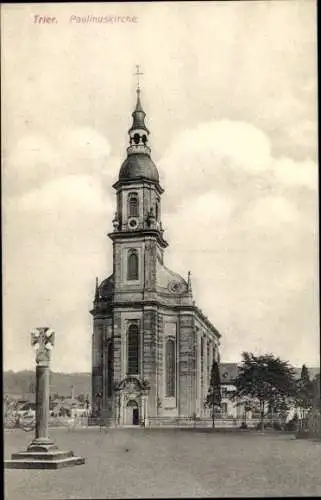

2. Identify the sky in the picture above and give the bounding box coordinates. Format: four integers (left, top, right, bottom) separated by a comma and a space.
2, 1, 319, 373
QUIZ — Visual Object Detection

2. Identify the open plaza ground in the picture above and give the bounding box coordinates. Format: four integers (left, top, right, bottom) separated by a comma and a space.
4, 427, 321, 499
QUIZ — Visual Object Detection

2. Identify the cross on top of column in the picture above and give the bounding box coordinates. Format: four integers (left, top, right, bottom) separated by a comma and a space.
31, 328, 55, 363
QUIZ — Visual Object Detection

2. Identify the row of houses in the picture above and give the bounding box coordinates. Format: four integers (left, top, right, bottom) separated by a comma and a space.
4, 396, 91, 420
218, 363, 320, 420
4, 364, 319, 423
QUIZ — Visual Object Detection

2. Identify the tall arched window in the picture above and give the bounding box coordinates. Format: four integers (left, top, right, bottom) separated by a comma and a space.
107, 341, 113, 397
128, 193, 139, 217
207, 341, 210, 382
127, 324, 139, 375
201, 337, 204, 382
155, 202, 159, 221
127, 250, 138, 280
165, 338, 176, 397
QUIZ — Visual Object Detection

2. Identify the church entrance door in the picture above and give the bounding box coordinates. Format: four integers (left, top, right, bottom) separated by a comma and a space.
126, 400, 139, 426
132, 408, 139, 425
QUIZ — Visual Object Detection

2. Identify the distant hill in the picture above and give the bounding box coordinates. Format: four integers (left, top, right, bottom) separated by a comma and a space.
4, 371, 91, 399
4, 365, 319, 400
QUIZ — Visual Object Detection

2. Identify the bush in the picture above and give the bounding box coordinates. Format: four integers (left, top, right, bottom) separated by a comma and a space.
255, 421, 282, 430
305, 410, 321, 438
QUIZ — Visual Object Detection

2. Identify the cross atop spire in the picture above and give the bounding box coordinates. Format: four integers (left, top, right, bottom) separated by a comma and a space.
134, 64, 144, 90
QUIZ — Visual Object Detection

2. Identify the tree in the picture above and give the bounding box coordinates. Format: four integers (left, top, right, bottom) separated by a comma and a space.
295, 365, 314, 427
233, 352, 296, 430
205, 357, 222, 428
312, 374, 320, 409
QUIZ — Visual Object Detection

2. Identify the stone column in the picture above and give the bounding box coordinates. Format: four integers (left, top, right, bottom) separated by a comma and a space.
179, 314, 195, 417
195, 331, 201, 415
28, 329, 55, 452
203, 336, 207, 417
34, 364, 50, 442
143, 393, 149, 426
209, 342, 213, 384
114, 390, 121, 426
208, 342, 213, 418
6, 327, 85, 469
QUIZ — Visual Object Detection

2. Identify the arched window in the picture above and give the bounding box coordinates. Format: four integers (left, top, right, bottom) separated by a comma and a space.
107, 342, 113, 397
155, 202, 159, 221
128, 324, 139, 375
165, 338, 176, 397
127, 250, 138, 280
128, 193, 139, 217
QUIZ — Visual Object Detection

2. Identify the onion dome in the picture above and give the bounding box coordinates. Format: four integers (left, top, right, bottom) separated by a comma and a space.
119, 153, 159, 182
118, 85, 160, 183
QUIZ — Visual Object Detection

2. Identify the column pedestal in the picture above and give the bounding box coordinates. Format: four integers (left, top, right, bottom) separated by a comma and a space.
6, 450, 85, 470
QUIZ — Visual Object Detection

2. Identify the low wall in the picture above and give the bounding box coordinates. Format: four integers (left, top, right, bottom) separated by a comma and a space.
3, 415, 276, 430
48, 416, 264, 429
146, 417, 261, 428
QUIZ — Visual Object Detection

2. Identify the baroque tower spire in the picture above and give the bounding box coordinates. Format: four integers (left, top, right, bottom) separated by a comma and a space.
111, 66, 166, 245
127, 65, 151, 156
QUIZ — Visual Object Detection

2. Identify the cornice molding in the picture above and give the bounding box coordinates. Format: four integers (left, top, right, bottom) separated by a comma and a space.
90, 300, 221, 338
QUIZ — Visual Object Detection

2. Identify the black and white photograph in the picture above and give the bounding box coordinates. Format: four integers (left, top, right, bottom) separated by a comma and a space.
2, 1, 320, 498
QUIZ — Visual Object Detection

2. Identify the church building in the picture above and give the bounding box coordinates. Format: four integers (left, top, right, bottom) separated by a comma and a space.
91, 77, 222, 426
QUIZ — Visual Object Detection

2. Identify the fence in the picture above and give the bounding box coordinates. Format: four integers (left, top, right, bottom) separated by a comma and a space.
146, 417, 261, 428
4, 414, 283, 430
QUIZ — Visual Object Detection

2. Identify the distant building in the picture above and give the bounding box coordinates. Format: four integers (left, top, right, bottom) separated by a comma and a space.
219, 363, 242, 419
91, 82, 222, 426
219, 362, 320, 420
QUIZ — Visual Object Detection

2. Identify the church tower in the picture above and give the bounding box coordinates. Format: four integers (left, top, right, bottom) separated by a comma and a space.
91, 70, 221, 426
111, 83, 168, 293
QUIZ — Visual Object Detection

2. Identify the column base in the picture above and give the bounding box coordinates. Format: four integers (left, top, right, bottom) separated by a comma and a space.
5, 438, 85, 469
27, 437, 57, 453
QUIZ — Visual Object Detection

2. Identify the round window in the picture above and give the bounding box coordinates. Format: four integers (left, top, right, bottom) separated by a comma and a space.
128, 218, 138, 229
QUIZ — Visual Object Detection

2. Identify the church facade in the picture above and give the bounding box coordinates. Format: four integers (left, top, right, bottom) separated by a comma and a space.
91, 83, 222, 426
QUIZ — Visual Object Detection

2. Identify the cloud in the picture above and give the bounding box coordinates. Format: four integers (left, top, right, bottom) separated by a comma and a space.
273, 157, 318, 191
17, 175, 109, 215
58, 127, 111, 176
244, 196, 300, 228
3, 170, 113, 372
3, 128, 112, 197
160, 120, 318, 366
172, 121, 271, 172
161, 121, 272, 189
160, 120, 317, 217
